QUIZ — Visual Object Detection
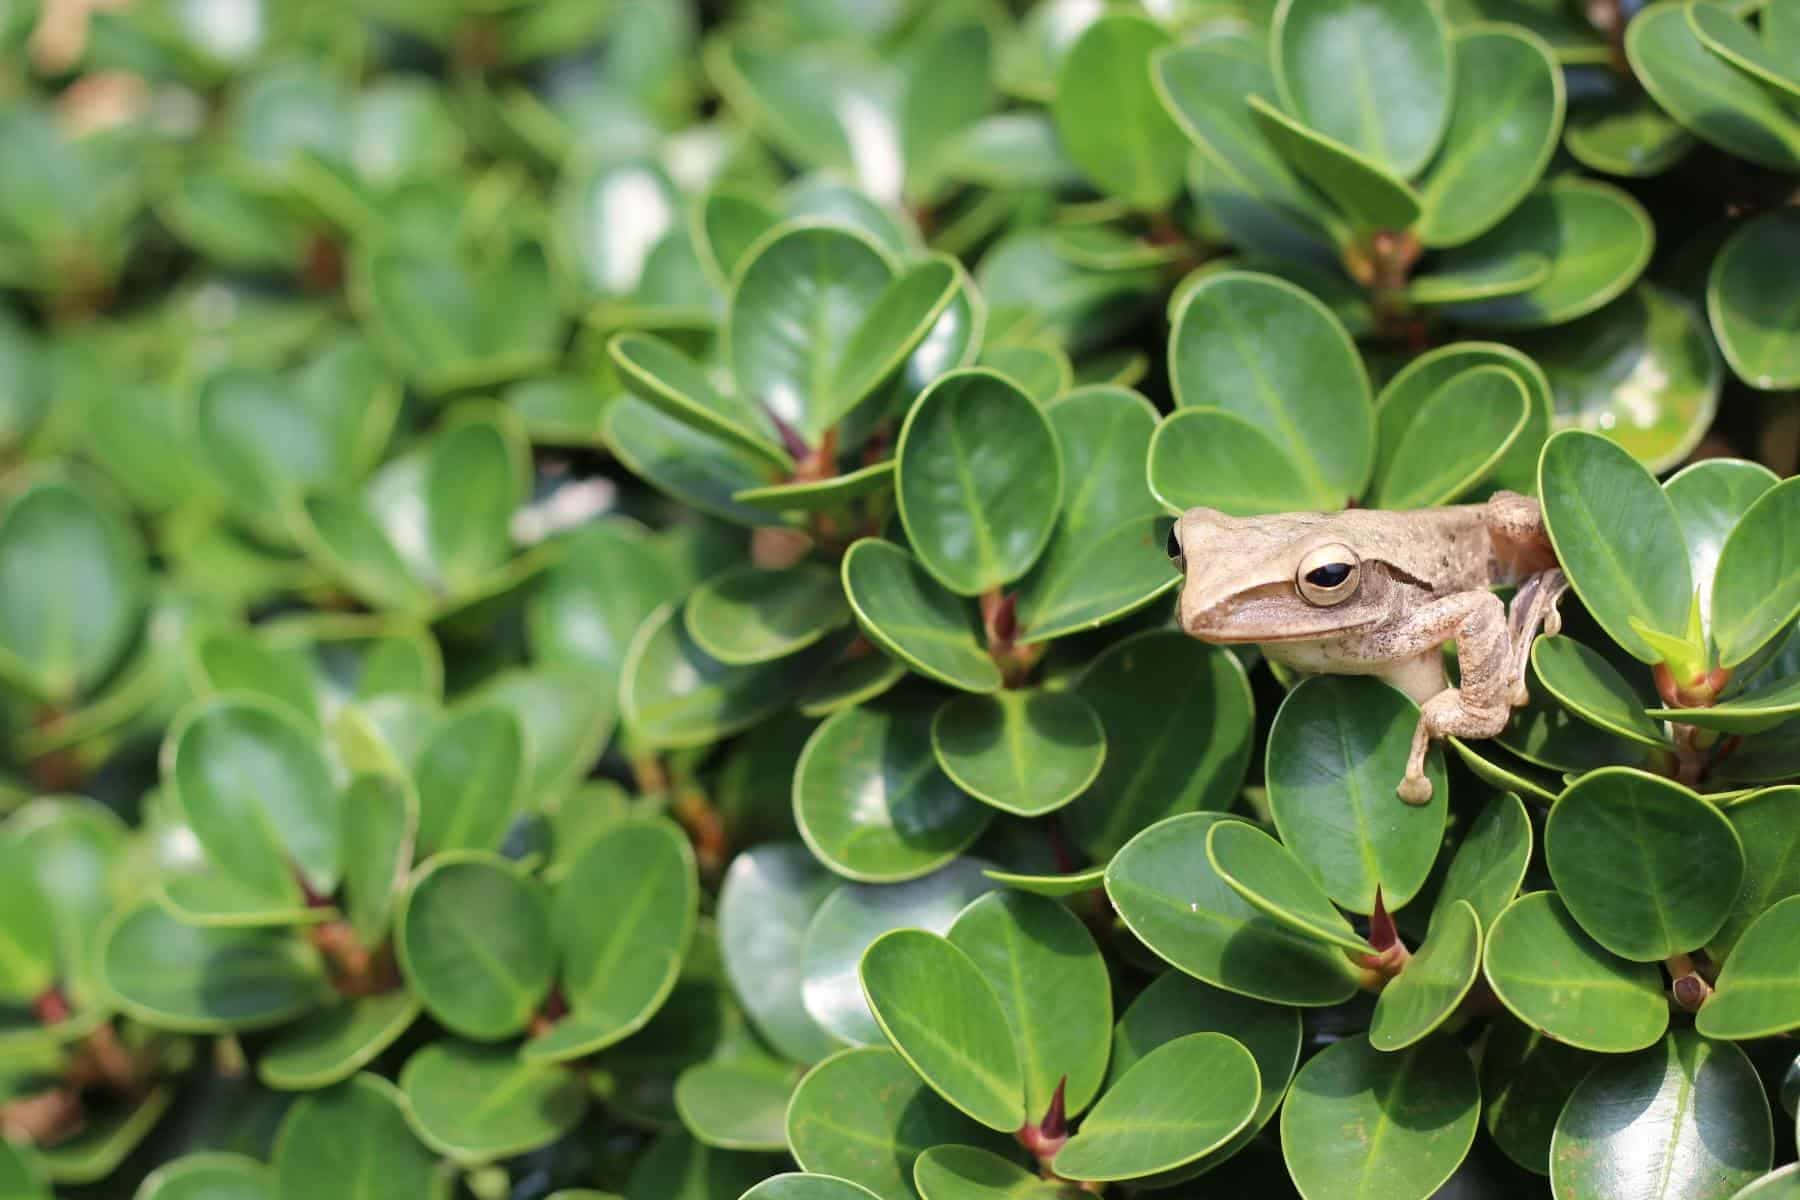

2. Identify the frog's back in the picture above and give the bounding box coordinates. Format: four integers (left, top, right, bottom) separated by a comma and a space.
1313, 504, 1497, 596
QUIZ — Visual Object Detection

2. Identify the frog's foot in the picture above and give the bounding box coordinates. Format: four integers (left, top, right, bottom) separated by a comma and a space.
1502, 569, 1570, 707
1399, 687, 1514, 805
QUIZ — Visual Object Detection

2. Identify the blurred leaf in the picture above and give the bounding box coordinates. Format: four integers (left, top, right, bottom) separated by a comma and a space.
1052, 13, 1186, 210
399, 1041, 586, 1165
396, 852, 554, 1040
273, 1074, 447, 1200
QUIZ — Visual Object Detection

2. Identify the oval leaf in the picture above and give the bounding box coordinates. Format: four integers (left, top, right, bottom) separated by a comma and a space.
930, 690, 1105, 817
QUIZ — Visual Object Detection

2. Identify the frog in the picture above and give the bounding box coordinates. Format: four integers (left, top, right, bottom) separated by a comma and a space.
1164, 490, 1568, 806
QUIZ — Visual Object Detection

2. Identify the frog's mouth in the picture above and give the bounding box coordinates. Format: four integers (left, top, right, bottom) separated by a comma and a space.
1178, 581, 1381, 643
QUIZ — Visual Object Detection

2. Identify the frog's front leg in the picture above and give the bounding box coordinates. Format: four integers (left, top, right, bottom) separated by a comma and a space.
1388, 590, 1515, 806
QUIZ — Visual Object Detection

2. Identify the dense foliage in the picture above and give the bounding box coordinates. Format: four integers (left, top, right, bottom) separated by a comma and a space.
2, 0, 1800, 1197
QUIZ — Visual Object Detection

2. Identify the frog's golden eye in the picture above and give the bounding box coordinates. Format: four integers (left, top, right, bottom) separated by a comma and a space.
1297, 543, 1360, 606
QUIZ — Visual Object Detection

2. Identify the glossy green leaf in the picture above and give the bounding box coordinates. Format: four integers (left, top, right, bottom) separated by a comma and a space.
622, 605, 824, 750
1147, 407, 1322, 515
786, 1047, 1009, 1199
1540, 429, 1694, 662
674, 1052, 797, 1152
1551, 1030, 1772, 1200
1564, 85, 1695, 177
859, 929, 1025, 1131
136, 1152, 274, 1200
1247, 95, 1421, 235
1547, 767, 1743, 960
1280, 1035, 1479, 1200
0, 840, 53, 1004
621, 1130, 786, 1200
530, 817, 696, 1062
525, 518, 681, 688
1667, 458, 1779, 633
895, 369, 1061, 596
0, 1139, 47, 1199
841, 539, 1000, 693
0, 476, 147, 702
1712, 787, 1800, 958
1417, 27, 1564, 246
399, 1041, 586, 1165
686, 563, 850, 666
930, 690, 1104, 818
1064, 632, 1255, 861
6, 798, 127, 1007
1709, 209, 1800, 391
1435, 179, 1654, 330
466, 666, 616, 806
1051, 13, 1185, 211
696, 186, 778, 289
257, 991, 420, 1091
608, 332, 790, 470
718, 842, 846, 1063
977, 866, 1106, 897
1369, 900, 1482, 1051
169, 696, 340, 904
1265, 677, 1446, 914
795, 698, 991, 883
1373, 340, 1551, 495
1369, 364, 1531, 508
740, 1176, 879, 1200
1626, 1, 1800, 170
1430, 791, 1532, 931
396, 853, 554, 1040
733, 462, 897, 515
99, 901, 328, 1032
1272, 0, 1453, 178
728, 223, 893, 447
1692, 2, 1800, 100
1406, 251, 1550, 304
412, 705, 521, 856
1733, 1167, 1800, 1199
1480, 1014, 1596, 1174
1106, 813, 1362, 1006
1713, 478, 1800, 668
830, 256, 964, 426
552, 156, 679, 301
947, 891, 1112, 1120
603, 394, 787, 528
1054, 1033, 1258, 1182
1482, 891, 1668, 1052
1697, 895, 1800, 1039
1205, 821, 1366, 954
913, 1146, 1083, 1199
274, 1074, 445, 1200
801, 858, 995, 1044
1168, 270, 1371, 509
1530, 635, 1667, 746
977, 342, 1069, 407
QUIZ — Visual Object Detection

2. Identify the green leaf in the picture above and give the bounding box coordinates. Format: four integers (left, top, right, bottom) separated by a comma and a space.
697, 186, 779, 289
1434, 179, 1653, 329
1106, 813, 1362, 1006
1429, 791, 1532, 931
674, 1052, 797, 1152
1539, 429, 1694, 662
526, 518, 681, 690
1051, 13, 1186, 211
786, 1047, 1010, 1199
621, 605, 826, 750
136, 1152, 274, 1200
829, 256, 965, 427
273, 1074, 446, 1200
801, 858, 995, 1044
733, 462, 898, 516
1265, 677, 1447, 914
1689, 3, 1800, 101
423, 416, 527, 594
895, 369, 1062, 596
795, 698, 991, 884
685, 564, 851, 666
741, 1176, 880, 1200
1711, 787, 1800, 958
1205, 821, 1367, 954
1246, 95, 1421, 235
914, 1146, 1084, 1199
1564, 85, 1696, 177
1064, 631, 1255, 861
1146, 407, 1322, 515
1168, 270, 1372, 509
1482, 891, 1668, 1052
604, 393, 788, 528
0, 840, 54, 1004
0, 1134, 49, 1199
1369, 364, 1531, 508
1416, 27, 1564, 247
466, 667, 616, 807
168, 695, 341, 904
841, 541, 1000, 692
1713, 478, 1800, 668
412, 705, 522, 856
36, 1088, 174, 1185
1697, 895, 1800, 1039
608, 332, 791, 470
718, 842, 845, 1064
99, 901, 329, 1032
1530, 635, 1668, 747
0, 475, 147, 702
6, 798, 127, 1008
947, 891, 1113, 1120
1406, 251, 1550, 304
1625, 1, 1800, 171
396, 853, 554, 1040
399, 1041, 587, 1165
1667, 458, 1779, 631
1551, 1031, 1772, 1200
1369, 900, 1483, 1051
1520, 284, 1722, 473
977, 341, 1070, 407
859, 929, 1026, 1132
1546, 768, 1742, 960
529, 817, 696, 1062
257, 991, 421, 1091
1480, 1014, 1596, 1175
1272, 0, 1453, 178
1710, 209, 1800, 391
728, 223, 894, 448
930, 690, 1105, 818
1279, 1035, 1479, 1200
977, 867, 1106, 897
552, 156, 679, 301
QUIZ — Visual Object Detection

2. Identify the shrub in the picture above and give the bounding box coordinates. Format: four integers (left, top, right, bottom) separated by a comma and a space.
1, 1, 1798, 1198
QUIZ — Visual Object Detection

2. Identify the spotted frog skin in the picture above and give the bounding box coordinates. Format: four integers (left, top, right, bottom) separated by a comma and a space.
1166, 491, 1568, 805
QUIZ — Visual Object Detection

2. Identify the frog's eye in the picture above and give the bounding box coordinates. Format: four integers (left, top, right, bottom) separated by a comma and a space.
1165, 524, 1184, 569
1297, 544, 1360, 606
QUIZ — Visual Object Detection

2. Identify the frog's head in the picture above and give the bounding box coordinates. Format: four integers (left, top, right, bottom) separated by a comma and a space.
1168, 507, 1397, 643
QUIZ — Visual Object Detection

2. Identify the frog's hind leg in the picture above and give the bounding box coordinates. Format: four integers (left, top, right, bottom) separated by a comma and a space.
1503, 568, 1570, 706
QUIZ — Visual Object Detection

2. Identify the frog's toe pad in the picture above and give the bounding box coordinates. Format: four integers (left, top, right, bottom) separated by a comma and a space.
1396, 773, 1433, 806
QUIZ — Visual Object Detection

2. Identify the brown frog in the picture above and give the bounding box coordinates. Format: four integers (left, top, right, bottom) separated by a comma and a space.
1166, 491, 1568, 805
